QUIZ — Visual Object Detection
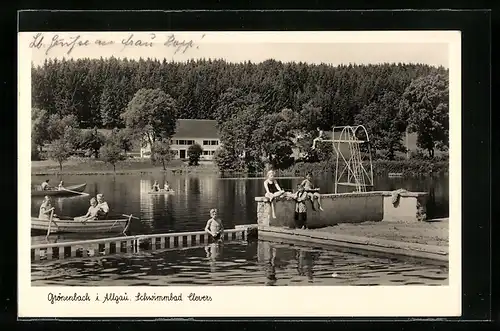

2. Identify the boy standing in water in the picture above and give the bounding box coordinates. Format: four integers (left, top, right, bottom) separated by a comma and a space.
301, 173, 324, 211
204, 208, 224, 241
293, 184, 308, 229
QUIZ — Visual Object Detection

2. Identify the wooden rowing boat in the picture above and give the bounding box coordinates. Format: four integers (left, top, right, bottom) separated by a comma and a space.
31, 214, 132, 234
31, 183, 87, 197
147, 189, 175, 195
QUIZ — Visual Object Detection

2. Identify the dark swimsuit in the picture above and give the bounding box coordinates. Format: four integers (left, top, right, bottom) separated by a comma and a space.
266, 181, 279, 194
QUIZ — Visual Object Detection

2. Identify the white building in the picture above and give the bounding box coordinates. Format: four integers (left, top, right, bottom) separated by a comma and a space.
140, 119, 221, 161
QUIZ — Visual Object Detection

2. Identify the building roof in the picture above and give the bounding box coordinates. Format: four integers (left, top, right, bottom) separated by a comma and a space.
173, 119, 219, 139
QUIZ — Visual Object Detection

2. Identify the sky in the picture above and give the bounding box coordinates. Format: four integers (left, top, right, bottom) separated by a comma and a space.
27, 32, 451, 68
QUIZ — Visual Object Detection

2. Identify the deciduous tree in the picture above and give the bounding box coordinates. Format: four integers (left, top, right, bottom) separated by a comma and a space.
151, 139, 175, 170
48, 138, 72, 171
400, 73, 449, 158
187, 143, 203, 166
80, 127, 106, 158
100, 132, 125, 172
121, 88, 178, 149
356, 91, 406, 160
32, 108, 50, 152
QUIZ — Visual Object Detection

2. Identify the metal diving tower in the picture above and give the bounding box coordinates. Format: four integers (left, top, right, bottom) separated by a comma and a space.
312, 125, 374, 194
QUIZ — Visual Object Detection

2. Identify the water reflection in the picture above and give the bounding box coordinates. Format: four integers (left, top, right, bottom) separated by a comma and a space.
205, 241, 224, 273
31, 240, 449, 286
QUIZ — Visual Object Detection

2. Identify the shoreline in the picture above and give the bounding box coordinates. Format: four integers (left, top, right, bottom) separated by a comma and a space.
258, 218, 449, 264
31, 158, 449, 177
31, 219, 449, 265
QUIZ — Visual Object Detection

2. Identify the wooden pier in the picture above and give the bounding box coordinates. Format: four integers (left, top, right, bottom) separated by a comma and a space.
31, 226, 258, 262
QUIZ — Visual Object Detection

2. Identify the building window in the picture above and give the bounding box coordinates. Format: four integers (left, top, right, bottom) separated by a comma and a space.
203, 140, 209, 145
178, 139, 195, 145
211, 140, 219, 146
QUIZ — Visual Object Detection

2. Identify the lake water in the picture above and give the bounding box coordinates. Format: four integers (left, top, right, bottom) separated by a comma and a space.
31, 173, 448, 241
31, 240, 448, 286
30, 173, 449, 286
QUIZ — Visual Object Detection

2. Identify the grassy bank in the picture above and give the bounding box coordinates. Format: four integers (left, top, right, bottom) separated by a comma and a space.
31, 157, 219, 176
31, 157, 448, 178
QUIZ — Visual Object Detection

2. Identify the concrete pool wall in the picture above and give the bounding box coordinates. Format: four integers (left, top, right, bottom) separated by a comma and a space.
255, 191, 428, 228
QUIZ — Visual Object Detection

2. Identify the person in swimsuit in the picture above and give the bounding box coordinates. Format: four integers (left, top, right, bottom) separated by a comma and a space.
312, 127, 324, 150
301, 173, 324, 211
204, 208, 224, 241
264, 170, 286, 219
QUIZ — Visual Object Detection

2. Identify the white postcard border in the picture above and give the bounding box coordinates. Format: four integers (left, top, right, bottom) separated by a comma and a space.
18, 30, 462, 318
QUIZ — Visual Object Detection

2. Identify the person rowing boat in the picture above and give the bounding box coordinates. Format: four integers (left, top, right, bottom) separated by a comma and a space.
38, 196, 57, 219
41, 179, 51, 191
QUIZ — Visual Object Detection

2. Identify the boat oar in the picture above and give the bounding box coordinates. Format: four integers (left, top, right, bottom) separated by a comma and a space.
45, 208, 55, 240
122, 214, 140, 220
61, 187, 89, 196
121, 214, 139, 235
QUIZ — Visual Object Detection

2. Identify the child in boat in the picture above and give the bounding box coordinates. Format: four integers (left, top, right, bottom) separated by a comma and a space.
152, 181, 160, 192
96, 194, 109, 219
204, 208, 224, 241
80, 197, 100, 223
38, 196, 56, 220
294, 184, 308, 229
301, 172, 324, 211
264, 170, 286, 219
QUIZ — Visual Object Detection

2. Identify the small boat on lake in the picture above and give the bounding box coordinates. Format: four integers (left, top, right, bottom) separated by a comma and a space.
31, 183, 87, 197
147, 189, 175, 195
388, 173, 404, 178
31, 214, 134, 234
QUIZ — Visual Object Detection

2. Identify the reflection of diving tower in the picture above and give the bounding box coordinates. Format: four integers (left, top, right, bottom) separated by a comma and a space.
313, 125, 374, 194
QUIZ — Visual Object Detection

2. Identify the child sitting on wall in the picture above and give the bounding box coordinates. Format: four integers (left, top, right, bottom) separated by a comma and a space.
264, 170, 286, 219
301, 173, 324, 211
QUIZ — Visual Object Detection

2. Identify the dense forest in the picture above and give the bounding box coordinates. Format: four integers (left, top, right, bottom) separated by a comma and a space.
31, 58, 449, 171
